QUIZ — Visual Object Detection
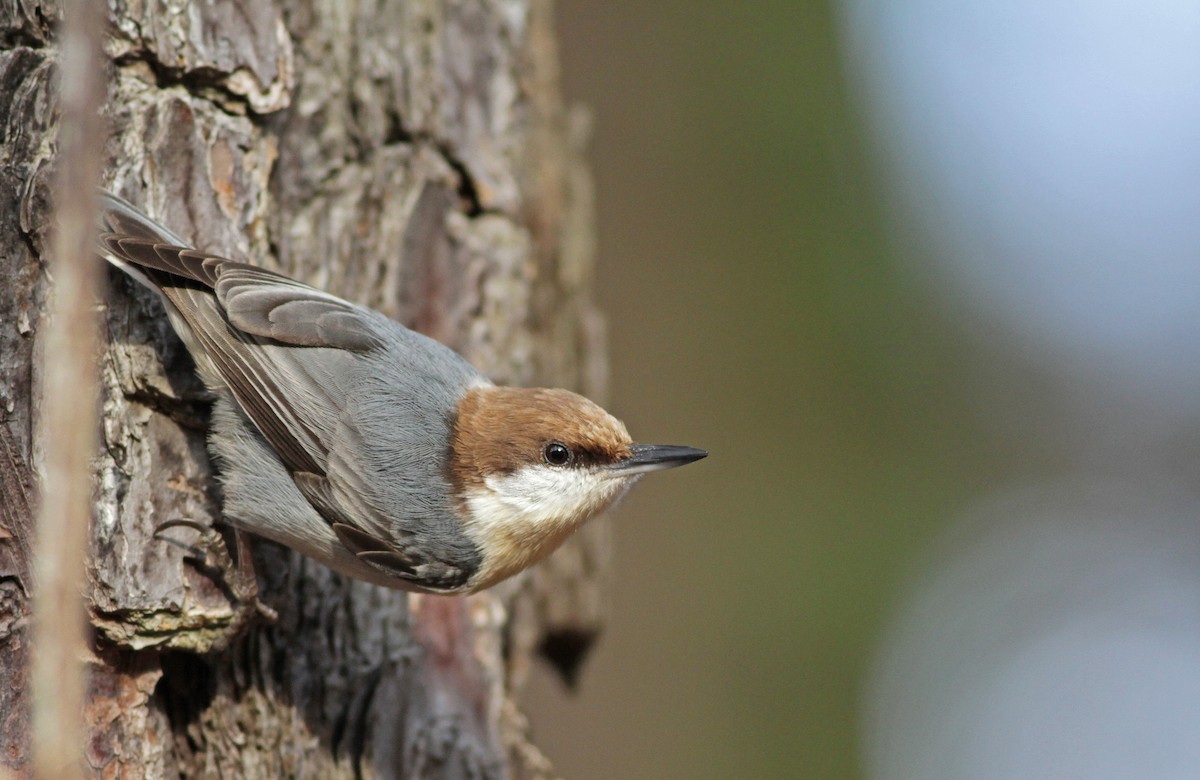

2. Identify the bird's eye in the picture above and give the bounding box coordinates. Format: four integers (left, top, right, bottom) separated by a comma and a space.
543, 441, 572, 467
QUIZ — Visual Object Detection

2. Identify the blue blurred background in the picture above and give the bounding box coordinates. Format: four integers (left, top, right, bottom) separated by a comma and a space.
526, 3, 1200, 778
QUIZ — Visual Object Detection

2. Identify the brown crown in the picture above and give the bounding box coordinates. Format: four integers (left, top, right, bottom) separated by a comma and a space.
449, 386, 633, 493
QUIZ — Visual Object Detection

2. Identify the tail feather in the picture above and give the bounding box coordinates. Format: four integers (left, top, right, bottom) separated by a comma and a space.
99, 192, 239, 292
99, 191, 191, 247
100, 235, 224, 289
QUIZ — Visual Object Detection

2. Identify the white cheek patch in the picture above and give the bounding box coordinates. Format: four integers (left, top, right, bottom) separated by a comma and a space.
465, 465, 632, 541
460, 465, 639, 589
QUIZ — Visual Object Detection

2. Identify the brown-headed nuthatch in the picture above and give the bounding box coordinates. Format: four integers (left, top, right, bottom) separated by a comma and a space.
98, 192, 706, 594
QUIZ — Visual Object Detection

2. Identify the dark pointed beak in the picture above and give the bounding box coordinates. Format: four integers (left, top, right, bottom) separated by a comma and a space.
610, 444, 708, 476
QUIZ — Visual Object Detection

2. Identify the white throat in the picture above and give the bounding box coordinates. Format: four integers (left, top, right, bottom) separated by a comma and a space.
460, 465, 635, 588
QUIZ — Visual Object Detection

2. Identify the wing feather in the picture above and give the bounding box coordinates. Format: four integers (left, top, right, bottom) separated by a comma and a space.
298, 472, 472, 590
98, 191, 482, 591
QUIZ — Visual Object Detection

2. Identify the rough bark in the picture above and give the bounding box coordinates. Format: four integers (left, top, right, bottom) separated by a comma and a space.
0, 0, 606, 777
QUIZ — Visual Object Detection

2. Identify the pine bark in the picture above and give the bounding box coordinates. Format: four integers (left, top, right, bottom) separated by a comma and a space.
0, 0, 607, 776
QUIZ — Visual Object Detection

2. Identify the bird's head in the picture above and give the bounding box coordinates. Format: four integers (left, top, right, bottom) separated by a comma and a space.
449, 386, 706, 589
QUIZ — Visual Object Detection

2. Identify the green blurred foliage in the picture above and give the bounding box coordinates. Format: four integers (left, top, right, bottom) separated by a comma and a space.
526, 3, 1000, 778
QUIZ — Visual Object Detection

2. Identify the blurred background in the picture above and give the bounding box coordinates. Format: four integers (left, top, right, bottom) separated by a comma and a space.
527, 2, 1200, 778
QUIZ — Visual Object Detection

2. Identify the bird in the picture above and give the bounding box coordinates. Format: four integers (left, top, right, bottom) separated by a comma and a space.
97, 191, 706, 594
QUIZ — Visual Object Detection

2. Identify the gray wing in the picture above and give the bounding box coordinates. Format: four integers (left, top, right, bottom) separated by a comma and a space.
101, 195, 384, 353
100, 209, 381, 474
293, 471, 476, 590
100, 192, 481, 591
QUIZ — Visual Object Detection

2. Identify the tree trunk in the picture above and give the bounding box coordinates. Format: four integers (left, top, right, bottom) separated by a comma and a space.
0, 0, 607, 776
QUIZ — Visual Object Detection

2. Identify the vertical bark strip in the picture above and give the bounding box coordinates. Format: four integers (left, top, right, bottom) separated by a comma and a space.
1, 0, 603, 777
30, 0, 106, 777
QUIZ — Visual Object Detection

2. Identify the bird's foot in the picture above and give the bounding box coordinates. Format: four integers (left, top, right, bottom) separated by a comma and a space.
154, 518, 278, 628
